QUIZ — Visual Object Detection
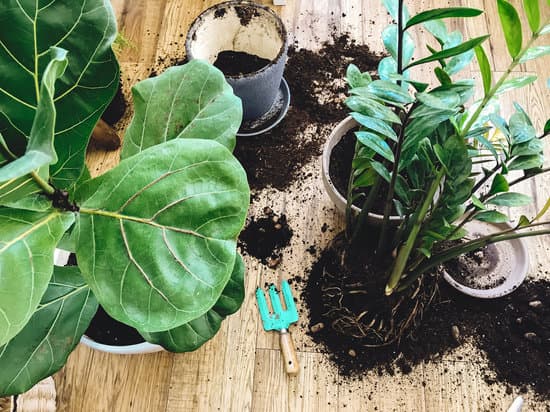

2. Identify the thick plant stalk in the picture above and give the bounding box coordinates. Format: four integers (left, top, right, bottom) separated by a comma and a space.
385, 168, 445, 295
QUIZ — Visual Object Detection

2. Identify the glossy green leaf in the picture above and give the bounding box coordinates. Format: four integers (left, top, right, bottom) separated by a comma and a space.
475, 210, 509, 223
416, 91, 459, 110
122, 60, 242, 158
544, 118, 550, 134
0, 266, 97, 396
471, 195, 486, 210
405, 8, 483, 30
516, 215, 531, 228
367, 80, 413, 105
487, 192, 532, 207
0, 49, 66, 183
495, 75, 537, 95
377, 57, 398, 81
382, 25, 415, 66
382, 0, 410, 23
371, 160, 391, 183
0, 0, 119, 189
0, 167, 49, 207
488, 173, 510, 196
511, 138, 543, 157
355, 131, 395, 162
523, 0, 540, 32
405, 35, 490, 70
74, 139, 250, 333
508, 154, 544, 170
346, 64, 372, 88
519, 46, 550, 63
0, 208, 75, 346
424, 20, 449, 44
434, 67, 452, 85
497, 0, 523, 58
533, 197, 550, 222
510, 110, 536, 144
350, 113, 398, 142
345, 96, 402, 124
141, 253, 245, 352
474, 46, 492, 95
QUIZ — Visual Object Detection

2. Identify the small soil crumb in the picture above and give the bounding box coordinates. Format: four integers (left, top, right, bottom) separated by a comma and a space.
214, 51, 271, 76
445, 242, 503, 289
214, 7, 227, 18
235, 5, 260, 26
239, 209, 293, 265
233, 35, 383, 191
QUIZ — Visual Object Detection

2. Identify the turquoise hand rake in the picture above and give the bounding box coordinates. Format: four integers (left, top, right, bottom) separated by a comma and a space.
256, 280, 300, 376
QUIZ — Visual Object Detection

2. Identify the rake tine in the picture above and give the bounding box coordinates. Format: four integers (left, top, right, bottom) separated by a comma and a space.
255, 288, 271, 325
282, 280, 299, 321
268, 284, 284, 314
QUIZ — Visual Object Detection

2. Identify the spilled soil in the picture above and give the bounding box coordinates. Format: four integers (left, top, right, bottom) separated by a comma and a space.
238, 207, 293, 269
301, 245, 550, 399
233, 35, 383, 191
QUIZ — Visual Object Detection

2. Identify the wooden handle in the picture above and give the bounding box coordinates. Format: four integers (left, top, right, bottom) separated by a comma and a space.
91, 119, 121, 150
279, 330, 299, 376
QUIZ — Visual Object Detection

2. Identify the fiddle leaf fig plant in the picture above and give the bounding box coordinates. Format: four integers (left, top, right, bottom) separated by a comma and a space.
0, 1, 249, 397
338, 0, 550, 343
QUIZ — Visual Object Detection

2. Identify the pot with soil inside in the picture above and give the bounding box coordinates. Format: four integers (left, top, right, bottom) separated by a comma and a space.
54, 250, 162, 354
186, 1, 288, 125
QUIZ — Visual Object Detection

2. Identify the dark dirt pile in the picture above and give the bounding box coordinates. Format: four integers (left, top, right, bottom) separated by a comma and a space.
233, 35, 383, 191
238, 207, 293, 268
301, 246, 550, 398
214, 51, 271, 76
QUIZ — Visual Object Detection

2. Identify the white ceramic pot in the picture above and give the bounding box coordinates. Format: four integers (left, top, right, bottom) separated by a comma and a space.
321, 116, 402, 226
54, 249, 163, 355
442, 221, 528, 298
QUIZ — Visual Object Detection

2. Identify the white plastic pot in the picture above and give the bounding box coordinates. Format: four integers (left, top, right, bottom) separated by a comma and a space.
442, 221, 528, 299
54, 249, 163, 355
321, 116, 402, 226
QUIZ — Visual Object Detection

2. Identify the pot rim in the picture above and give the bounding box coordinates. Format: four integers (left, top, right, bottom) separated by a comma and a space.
442, 220, 529, 298
322, 116, 403, 223
80, 334, 163, 355
185, 0, 288, 79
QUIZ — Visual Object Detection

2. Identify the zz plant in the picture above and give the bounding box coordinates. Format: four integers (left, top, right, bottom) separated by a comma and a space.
338, 0, 550, 343
0, 0, 249, 395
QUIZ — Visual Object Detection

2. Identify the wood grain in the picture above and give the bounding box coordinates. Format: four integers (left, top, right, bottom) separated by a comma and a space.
51, 0, 550, 411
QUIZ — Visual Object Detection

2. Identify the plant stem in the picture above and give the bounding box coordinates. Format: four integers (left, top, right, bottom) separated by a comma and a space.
345, 142, 361, 238
385, 167, 445, 295
400, 224, 550, 290
31, 171, 55, 195
508, 167, 550, 188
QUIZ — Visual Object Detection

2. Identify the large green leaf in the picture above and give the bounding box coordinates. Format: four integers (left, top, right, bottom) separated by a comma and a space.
141, 253, 245, 352
497, 0, 523, 58
404, 35, 490, 70
355, 131, 394, 162
74, 139, 250, 333
0, 48, 66, 183
474, 45, 492, 95
0, 208, 74, 346
523, 0, 540, 32
405, 8, 483, 30
121, 60, 242, 159
0, 266, 97, 396
487, 192, 532, 207
0, 0, 119, 189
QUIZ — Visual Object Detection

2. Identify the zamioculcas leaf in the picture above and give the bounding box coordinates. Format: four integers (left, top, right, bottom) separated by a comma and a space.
471, 195, 486, 210
517, 215, 531, 228
122, 60, 242, 158
532, 197, 550, 222
382, 26, 415, 66
350, 113, 398, 141
74, 139, 250, 333
508, 154, 544, 170
0, 48, 67, 183
346, 64, 372, 88
141, 253, 245, 352
519, 46, 550, 63
405, 35, 490, 70
0, 208, 75, 346
355, 131, 395, 162
487, 192, 532, 207
0, 266, 97, 396
523, 0, 540, 32
545, 119, 550, 134
0, 0, 119, 189
383, 0, 410, 23
475, 210, 509, 223
404, 8, 483, 30
488, 173, 510, 195
497, 0, 523, 58
474, 45, 492, 95
367, 80, 414, 105
345, 96, 402, 124
495, 75, 537, 95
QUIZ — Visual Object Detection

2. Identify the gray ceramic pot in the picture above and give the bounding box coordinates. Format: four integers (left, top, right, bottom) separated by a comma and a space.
186, 1, 288, 121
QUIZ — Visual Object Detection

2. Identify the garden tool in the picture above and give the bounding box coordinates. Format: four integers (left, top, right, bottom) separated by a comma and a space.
256, 280, 300, 376
506, 396, 524, 412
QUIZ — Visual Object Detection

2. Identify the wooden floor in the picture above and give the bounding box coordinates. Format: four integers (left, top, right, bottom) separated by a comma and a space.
50, 1, 550, 411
